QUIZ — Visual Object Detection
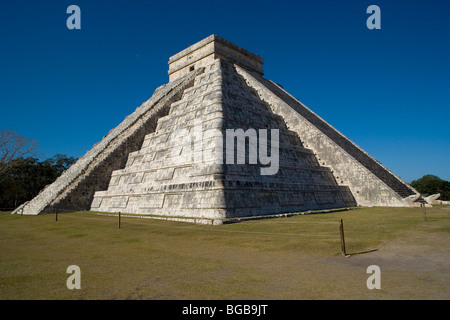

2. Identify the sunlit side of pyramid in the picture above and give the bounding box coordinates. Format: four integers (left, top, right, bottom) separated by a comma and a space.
13, 35, 422, 223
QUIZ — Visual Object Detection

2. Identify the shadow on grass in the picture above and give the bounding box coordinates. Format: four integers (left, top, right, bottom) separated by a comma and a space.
347, 248, 378, 256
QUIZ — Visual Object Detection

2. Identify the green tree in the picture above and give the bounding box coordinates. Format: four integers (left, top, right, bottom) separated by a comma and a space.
0, 155, 77, 210
42, 154, 77, 176
411, 175, 450, 201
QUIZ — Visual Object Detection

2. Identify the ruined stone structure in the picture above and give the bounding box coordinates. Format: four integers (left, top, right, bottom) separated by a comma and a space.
13, 35, 423, 223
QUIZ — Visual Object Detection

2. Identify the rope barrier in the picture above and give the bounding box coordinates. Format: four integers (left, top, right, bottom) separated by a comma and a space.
53, 210, 340, 238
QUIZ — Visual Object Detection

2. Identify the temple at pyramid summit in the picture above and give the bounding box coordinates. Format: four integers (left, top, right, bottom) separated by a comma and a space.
13, 35, 424, 224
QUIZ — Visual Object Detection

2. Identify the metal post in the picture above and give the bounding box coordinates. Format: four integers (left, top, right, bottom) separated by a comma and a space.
118, 212, 121, 229
339, 219, 347, 256
55, 208, 58, 222
422, 203, 427, 222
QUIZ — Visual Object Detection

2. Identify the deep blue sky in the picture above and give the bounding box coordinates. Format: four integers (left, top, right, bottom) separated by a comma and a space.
1, 0, 449, 182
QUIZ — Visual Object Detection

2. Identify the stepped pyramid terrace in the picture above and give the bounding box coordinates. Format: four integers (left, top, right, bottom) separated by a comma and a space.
13, 35, 424, 224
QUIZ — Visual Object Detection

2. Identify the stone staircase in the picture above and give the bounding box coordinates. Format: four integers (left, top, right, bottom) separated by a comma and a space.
12, 69, 202, 215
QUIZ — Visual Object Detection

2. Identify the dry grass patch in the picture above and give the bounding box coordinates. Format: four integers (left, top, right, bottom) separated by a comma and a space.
0, 206, 449, 299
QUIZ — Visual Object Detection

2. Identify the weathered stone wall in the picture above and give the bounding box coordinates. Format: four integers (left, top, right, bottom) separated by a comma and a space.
168, 34, 263, 82
91, 61, 227, 223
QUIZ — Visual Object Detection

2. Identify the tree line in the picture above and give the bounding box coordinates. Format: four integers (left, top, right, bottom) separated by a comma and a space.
0, 130, 76, 210
411, 175, 450, 201
0, 154, 77, 210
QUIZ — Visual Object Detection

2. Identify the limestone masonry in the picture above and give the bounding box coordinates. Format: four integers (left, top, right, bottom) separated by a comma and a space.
13, 34, 424, 223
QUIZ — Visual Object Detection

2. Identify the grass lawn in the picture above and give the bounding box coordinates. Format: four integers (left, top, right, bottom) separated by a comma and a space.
0, 206, 449, 300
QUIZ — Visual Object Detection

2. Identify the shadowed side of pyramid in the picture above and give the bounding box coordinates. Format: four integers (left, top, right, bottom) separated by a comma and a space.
220, 60, 356, 218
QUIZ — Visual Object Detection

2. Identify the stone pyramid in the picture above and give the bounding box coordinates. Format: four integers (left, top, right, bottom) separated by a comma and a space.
13, 35, 422, 223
